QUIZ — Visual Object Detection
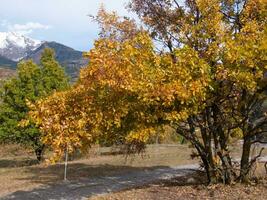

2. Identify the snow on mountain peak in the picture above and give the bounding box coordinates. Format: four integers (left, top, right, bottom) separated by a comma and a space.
0, 32, 8, 48
0, 32, 43, 61
0, 31, 42, 49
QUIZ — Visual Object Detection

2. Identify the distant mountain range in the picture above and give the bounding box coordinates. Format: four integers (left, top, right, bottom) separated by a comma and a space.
0, 32, 88, 80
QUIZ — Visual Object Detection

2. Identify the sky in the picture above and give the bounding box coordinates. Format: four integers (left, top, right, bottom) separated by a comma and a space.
0, 0, 131, 51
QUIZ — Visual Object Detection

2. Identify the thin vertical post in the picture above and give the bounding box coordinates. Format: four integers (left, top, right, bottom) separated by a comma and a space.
64, 146, 68, 181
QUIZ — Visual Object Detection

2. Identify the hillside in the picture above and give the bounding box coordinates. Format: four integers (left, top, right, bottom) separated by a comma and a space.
0, 67, 16, 80
26, 42, 88, 79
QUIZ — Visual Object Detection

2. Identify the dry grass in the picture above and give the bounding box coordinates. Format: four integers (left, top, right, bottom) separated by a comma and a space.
90, 170, 267, 200
0, 143, 266, 198
0, 67, 16, 77
0, 144, 195, 197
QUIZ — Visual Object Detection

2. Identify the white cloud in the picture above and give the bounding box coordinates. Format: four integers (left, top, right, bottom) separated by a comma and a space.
1, 20, 51, 35
8, 22, 51, 35
0, 21, 52, 35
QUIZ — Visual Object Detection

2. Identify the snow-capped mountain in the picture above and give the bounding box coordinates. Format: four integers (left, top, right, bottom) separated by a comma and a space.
0, 32, 43, 61
0, 32, 88, 80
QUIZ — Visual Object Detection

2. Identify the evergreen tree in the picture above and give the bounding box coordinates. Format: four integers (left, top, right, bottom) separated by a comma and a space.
0, 48, 69, 161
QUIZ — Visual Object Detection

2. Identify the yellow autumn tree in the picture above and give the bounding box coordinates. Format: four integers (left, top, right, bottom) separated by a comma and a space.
28, 8, 209, 161
28, 0, 266, 184
130, 0, 267, 183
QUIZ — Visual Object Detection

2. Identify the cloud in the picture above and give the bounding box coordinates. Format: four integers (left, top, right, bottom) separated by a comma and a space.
1, 21, 51, 35
8, 22, 51, 35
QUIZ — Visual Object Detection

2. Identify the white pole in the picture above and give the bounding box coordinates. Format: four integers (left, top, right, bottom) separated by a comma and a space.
64, 146, 68, 181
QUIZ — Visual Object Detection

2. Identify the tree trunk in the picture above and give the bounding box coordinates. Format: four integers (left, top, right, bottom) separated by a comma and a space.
211, 104, 236, 184
35, 145, 45, 162
199, 152, 221, 184
239, 137, 251, 183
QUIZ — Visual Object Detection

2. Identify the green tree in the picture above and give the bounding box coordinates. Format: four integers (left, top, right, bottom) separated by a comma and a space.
0, 48, 69, 161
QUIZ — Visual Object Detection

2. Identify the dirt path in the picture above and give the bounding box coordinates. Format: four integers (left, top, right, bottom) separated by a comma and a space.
1, 164, 198, 200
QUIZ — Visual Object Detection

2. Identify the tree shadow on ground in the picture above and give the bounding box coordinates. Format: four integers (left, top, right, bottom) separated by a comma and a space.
2, 161, 200, 200
17, 162, 171, 184
0, 159, 38, 168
